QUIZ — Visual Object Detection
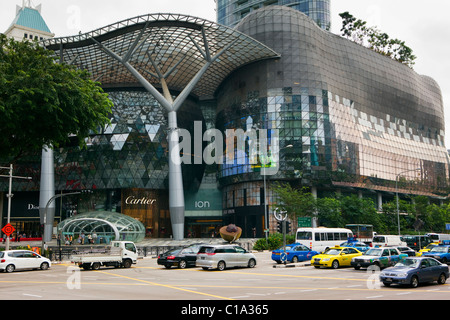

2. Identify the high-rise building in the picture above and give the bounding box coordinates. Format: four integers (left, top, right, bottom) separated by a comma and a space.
4, 1, 54, 41
217, 0, 331, 29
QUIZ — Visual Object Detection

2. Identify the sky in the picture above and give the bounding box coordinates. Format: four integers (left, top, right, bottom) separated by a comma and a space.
1, 0, 449, 150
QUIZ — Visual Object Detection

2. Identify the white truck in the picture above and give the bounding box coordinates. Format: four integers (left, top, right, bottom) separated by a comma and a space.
70, 241, 138, 270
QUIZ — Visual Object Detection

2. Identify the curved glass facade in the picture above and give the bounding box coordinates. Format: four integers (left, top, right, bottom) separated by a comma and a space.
217, 0, 331, 29
58, 211, 146, 243
217, 6, 449, 233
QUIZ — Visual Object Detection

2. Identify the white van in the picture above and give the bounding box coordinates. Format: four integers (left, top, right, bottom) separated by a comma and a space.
426, 233, 450, 242
296, 227, 353, 253
372, 235, 406, 247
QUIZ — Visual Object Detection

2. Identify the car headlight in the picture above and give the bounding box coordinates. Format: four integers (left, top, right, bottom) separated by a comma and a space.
322, 258, 330, 262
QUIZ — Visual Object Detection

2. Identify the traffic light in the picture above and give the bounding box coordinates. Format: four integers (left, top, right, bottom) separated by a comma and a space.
277, 221, 283, 234
285, 221, 291, 234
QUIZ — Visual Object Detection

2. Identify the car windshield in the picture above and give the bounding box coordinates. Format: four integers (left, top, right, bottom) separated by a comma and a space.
364, 248, 382, 256
395, 259, 420, 268
430, 246, 448, 253
323, 248, 341, 255
297, 232, 312, 240
198, 247, 215, 254
165, 249, 181, 255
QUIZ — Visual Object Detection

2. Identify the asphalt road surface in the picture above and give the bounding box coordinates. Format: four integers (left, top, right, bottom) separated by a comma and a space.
0, 252, 448, 301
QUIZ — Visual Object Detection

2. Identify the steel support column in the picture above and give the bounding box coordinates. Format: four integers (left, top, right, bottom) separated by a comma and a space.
92, 34, 235, 240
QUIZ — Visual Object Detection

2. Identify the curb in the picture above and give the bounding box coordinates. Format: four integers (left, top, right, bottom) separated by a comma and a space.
273, 262, 311, 268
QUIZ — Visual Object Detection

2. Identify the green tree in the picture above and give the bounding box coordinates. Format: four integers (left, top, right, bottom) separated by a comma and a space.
0, 34, 113, 161
316, 197, 343, 227
339, 12, 416, 68
272, 182, 316, 220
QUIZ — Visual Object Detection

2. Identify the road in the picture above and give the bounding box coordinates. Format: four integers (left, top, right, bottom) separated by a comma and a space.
0, 252, 448, 301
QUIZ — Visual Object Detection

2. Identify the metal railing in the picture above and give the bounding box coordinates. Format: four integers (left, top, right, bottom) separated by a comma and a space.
46, 241, 254, 262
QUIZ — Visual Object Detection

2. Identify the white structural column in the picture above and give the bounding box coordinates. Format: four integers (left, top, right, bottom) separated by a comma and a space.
91, 30, 236, 240
39, 146, 55, 242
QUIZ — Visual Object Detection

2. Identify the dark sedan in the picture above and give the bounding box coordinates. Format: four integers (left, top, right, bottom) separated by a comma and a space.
157, 244, 205, 269
379, 257, 449, 288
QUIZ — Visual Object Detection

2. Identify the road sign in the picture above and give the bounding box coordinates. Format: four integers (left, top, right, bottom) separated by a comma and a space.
446, 223, 450, 231
298, 217, 312, 228
1, 223, 15, 236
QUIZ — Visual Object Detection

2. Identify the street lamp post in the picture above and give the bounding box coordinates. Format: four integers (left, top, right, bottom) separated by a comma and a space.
41, 191, 93, 254
0, 164, 32, 250
396, 168, 421, 236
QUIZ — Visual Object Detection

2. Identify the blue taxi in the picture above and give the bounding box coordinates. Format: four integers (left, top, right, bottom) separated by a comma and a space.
422, 241, 450, 264
340, 238, 370, 253
271, 243, 319, 264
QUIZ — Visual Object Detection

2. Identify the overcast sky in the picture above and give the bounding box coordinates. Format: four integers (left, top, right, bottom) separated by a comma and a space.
1, 0, 449, 149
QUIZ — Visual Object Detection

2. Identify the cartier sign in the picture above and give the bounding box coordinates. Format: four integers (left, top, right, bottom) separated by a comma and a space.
125, 196, 156, 205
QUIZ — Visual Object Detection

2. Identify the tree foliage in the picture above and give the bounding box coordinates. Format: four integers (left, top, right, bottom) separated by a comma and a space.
0, 34, 113, 161
339, 12, 416, 68
272, 182, 316, 220
272, 182, 450, 234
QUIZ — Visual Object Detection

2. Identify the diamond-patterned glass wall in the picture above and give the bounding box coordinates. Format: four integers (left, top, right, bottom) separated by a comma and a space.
55, 89, 205, 191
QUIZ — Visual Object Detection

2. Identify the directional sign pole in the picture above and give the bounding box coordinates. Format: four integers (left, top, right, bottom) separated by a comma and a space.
0, 164, 32, 250
274, 208, 288, 264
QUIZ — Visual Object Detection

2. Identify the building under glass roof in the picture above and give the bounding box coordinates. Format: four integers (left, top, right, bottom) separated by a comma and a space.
58, 211, 146, 244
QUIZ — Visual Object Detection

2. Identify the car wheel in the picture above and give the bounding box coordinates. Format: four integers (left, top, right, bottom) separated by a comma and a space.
248, 259, 256, 268
442, 258, 448, 264
292, 256, 299, 263
383, 282, 391, 287
178, 260, 187, 269
217, 261, 226, 271
92, 263, 100, 270
164, 265, 172, 269
202, 267, 210, 270
410, 275, 419, 288
331, 260, 339, 269
40, 262, 49, 270
438, 273, 447, 285
122, 259, 132, 268
5, 264, 15, 273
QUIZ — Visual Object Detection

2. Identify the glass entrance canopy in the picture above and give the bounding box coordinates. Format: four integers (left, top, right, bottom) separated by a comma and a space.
58, 211, 146, 244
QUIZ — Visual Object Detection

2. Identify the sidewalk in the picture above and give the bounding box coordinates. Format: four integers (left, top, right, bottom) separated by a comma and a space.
0, 237, 259, 249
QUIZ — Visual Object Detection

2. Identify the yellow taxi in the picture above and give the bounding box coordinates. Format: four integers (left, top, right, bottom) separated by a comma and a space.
416, 242, 440, 256
311, 246, 362, 269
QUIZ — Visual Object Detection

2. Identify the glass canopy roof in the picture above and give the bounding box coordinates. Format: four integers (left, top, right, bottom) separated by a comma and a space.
42, 13, 280, 98
58, 211, 146, 243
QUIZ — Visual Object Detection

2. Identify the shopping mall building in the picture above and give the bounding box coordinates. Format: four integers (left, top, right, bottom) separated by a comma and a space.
1, 1, 449, 240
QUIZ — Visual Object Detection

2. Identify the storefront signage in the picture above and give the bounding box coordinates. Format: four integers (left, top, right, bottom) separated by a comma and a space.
125, 196, 156, 205
194, 201, 210, 208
